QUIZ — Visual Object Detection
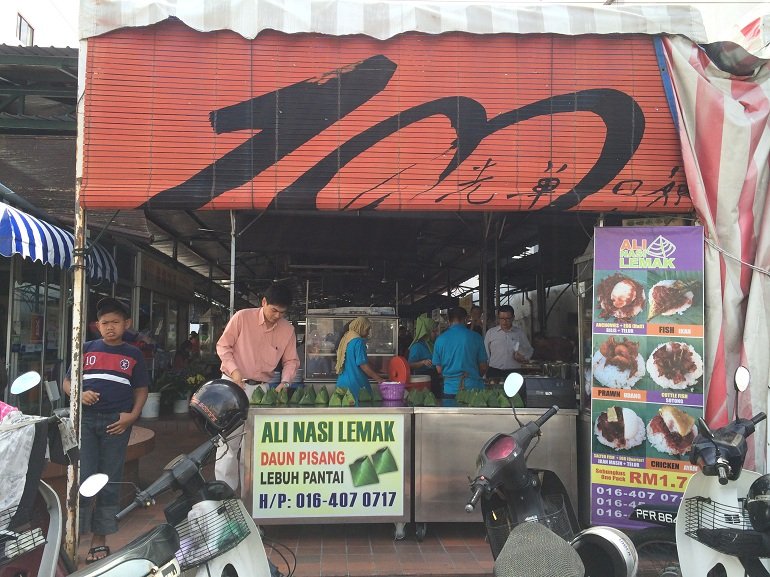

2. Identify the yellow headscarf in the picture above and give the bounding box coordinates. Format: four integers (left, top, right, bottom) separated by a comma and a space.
410, 313, 436, 353
335, 317, 371, 374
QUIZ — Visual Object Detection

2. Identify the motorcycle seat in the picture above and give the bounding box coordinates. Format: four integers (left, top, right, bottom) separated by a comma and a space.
70, 523, 179, 576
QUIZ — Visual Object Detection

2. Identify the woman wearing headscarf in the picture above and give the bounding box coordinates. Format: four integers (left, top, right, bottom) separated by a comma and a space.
335, 317, 384, 403
408, 313, 441, 396
408, 314, 437, 371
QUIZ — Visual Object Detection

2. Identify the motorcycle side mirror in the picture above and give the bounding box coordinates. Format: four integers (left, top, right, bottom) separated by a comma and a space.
735, 366, 751, 392
503, 372, 524, 398
9, 371, 42, 395
80, 473, 109, 497
696, 417, 714, 440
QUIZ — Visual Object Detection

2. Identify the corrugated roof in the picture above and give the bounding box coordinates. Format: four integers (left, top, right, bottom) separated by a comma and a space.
0, 45, 77, 58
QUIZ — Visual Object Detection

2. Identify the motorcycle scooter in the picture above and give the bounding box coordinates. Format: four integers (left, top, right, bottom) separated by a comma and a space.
676, 365, 769, 577
465, 373, 638, 577
1, 376, 283, 577
1, 371, 78, 577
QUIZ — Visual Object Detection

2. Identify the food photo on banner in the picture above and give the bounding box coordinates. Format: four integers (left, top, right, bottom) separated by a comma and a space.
590, 226, 704, 530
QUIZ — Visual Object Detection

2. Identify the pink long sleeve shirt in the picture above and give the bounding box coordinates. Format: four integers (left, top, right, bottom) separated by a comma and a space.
216, 307, 299, 384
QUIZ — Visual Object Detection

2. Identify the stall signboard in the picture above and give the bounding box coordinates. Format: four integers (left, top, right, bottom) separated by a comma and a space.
249, 412, 406, 520
81, 21, 690, 214
590, 226, 704, 530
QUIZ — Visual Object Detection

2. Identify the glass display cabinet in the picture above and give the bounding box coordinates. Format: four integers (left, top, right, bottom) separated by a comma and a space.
304, 314, 398, 381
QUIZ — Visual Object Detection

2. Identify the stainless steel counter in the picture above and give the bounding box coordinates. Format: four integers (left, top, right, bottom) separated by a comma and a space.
413, 406, 578, 524
242, 402, 578, 537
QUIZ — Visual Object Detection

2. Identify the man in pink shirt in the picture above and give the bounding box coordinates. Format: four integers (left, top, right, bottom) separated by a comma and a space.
215, 283, 299, 493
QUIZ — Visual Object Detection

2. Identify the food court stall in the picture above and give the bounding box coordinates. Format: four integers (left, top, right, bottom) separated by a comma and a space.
242, 357, 580, 539
73, 1, 770, 549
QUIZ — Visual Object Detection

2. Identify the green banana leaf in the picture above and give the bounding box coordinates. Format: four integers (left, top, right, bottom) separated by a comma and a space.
260, 388, 277, 406
250, 387, 264, 405
342, 389, 356, 407
315, 387, 330, 405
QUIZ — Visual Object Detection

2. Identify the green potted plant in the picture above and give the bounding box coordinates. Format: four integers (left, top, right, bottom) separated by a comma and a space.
157, 367, 207, 414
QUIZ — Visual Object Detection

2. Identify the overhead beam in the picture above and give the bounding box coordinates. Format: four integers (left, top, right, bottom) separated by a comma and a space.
0, 116, 75, 132
0, 54, 77, 68
0, 86, 75, 98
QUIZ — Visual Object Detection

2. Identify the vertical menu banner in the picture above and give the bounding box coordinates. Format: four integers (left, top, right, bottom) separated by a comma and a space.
590, 226, 704, 529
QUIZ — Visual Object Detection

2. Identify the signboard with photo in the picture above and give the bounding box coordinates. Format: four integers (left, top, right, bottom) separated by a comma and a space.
590, 226, 704, 529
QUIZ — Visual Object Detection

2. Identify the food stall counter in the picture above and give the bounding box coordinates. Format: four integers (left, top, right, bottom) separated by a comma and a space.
412, 405, 578, 533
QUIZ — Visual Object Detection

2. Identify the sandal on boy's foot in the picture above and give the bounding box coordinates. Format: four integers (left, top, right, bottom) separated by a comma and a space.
86, 545, 110, 564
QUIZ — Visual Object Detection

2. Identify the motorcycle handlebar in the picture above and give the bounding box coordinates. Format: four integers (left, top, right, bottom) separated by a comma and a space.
752, 412, 767, 426
116, 498, 143, 521
534, 406, 559, 428
114, 435, 220, 520
465, 486, 484, 513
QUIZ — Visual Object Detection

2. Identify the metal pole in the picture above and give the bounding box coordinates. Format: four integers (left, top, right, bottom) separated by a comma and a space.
66, 204, 87, 561
229, 210, 236, 317
66, 37, 89, 561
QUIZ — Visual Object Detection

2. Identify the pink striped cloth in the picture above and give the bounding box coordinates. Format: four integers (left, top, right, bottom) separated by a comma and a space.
0, 401, 18, 422
661, 36, 770, 470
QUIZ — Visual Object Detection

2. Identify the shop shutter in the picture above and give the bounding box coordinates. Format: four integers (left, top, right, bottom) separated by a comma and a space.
81, 19, 688, 214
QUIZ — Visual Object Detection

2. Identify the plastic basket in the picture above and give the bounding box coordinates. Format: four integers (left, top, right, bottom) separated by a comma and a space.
379, 382, 405, 401
485, 494, 574, 559
175, 500, 251, 570
684, 496, 770, 557
0, 505, 47, 564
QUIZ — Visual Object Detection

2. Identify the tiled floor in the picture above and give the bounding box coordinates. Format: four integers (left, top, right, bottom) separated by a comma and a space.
75, 414, 494, 576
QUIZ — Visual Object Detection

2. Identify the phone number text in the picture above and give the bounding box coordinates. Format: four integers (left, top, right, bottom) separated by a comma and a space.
256, 491, 397, 509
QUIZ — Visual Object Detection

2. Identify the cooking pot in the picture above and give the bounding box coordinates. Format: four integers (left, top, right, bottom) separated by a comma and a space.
542, 362, 579, 381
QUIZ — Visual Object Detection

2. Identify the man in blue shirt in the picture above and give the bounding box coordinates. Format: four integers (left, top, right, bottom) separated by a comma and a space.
432, 306, 488, 398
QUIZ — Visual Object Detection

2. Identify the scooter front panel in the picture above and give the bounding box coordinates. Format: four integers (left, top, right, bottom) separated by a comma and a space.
677, 470, 770, 577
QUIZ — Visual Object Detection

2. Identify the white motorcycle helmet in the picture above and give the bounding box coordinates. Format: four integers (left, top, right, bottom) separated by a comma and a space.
570, 526, 638, 577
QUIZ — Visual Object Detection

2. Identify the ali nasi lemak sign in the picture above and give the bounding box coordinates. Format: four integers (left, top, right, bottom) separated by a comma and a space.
246, 413, 407, 521
590, 226, 704, 530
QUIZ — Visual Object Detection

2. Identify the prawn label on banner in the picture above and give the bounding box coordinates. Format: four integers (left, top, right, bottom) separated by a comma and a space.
248, 413, 406, 520
590, 226, 704, 530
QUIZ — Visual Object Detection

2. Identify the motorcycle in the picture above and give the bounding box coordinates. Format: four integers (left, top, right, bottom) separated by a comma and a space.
0, 371, 79, 577
465, 372, 638, 577
676, 365, 769, 577
1, 376, 289, 577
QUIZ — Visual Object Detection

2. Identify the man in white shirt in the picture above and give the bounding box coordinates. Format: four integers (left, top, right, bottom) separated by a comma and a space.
484, 305, 534, 382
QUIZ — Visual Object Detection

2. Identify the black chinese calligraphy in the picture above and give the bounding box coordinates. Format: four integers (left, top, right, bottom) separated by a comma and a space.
145, 55, 645, 212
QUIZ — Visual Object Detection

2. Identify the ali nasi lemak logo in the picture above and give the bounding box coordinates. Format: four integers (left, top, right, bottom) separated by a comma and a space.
619, 235, 676, 269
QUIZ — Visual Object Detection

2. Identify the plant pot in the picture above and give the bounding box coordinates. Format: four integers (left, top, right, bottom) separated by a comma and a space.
141, 392, 161, 420
173, 396, 190, 414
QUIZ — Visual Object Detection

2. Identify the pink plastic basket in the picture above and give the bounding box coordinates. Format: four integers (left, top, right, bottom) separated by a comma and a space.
379, 381, 405, 401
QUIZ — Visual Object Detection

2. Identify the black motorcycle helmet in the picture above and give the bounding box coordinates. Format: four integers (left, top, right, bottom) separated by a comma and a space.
189, 378, 249, 437
746, 474, 770, 532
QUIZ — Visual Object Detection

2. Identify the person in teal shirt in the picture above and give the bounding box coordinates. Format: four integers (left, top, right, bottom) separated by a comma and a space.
335, 316, 384, 403
432, 306, 488, 397
408, 313, 440, 395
